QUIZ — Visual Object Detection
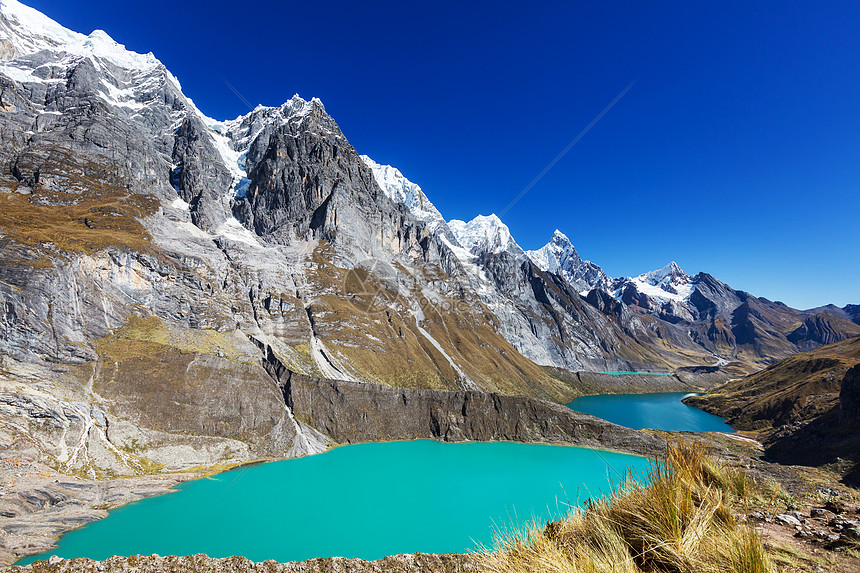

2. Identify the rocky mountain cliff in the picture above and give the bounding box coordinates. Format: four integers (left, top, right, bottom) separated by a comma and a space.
0, 0, 856, 485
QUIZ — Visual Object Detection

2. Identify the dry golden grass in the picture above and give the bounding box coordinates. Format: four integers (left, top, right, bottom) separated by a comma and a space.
94, 315, 259, 364
485, 442, 772, 573
0, 150, 159, 258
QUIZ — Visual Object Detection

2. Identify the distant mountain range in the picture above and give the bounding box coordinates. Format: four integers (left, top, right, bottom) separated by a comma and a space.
364, 166, 860, 372
0, 0, 858, 478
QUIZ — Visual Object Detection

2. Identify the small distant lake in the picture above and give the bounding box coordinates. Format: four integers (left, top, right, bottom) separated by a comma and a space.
601, 371, 673, 376
567, 392, 734, 433
19, 440, 652, 565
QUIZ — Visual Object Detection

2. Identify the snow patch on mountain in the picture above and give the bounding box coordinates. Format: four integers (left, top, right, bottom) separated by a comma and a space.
0, 0, 159, 70
360, 156, 445, 227
0, 0, 83, 56
615, 262, 697, 303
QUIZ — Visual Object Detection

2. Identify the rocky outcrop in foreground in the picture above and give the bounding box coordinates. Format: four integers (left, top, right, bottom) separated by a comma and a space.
5, 553, 481, 572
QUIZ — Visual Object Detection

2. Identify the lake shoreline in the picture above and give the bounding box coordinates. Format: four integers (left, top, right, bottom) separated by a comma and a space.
17, 441, 655, 565
8, 434, 858, 573
566, 391, 735, 433
0, 459, 191, 566
6, 436, 659, 566
1, 376, 666, 566
6, 552, 483, 572
0, 369, 730, 566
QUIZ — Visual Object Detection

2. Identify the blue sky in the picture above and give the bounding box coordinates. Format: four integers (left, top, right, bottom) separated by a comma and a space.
27, 0, 860, 308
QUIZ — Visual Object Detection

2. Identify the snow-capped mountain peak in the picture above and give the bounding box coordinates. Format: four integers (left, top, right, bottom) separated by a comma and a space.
527, 229, 580, 271
0, 0, 159, 70
613, 261, 696, 303
448, 214, 522, 258
359, 155, 445, 226
526, 229, 612, 293
638, 261, 689, 288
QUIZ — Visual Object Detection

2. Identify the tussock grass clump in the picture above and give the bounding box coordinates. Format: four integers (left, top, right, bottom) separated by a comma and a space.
486, 442, 772, 573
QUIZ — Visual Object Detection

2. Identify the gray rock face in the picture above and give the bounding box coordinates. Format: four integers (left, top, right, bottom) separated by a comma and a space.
171, 115, 233, 230
235, 98, 362, 239
0, 51, 186, 201
287, 373, 665, 457
231, 97, 442, 265
584, 288, 634, 323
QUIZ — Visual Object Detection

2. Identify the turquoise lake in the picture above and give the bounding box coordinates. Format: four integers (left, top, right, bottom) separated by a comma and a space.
567, 392, 734, 433
20, 440, 652, 565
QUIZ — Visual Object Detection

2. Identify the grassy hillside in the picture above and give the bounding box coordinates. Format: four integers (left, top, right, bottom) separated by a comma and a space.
685, 336, 860, 430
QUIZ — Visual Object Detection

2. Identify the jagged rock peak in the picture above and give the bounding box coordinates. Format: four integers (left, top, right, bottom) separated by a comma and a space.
526, 229, 611, 293
545, 229, 579, 254
248, 94, 325, 120
448, 214, 523, 257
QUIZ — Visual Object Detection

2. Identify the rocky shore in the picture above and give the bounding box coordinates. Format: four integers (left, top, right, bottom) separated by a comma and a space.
4, 553, 481, 572
0, 459, 188, 565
